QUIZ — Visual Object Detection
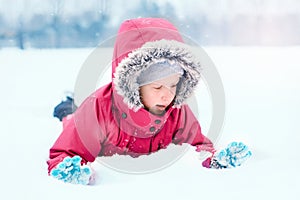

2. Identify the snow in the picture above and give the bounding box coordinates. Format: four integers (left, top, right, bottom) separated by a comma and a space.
1, 46, 300, 200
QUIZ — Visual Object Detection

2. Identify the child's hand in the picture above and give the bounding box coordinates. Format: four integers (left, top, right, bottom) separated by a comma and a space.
202, 142, 252, 169
50, 156, 92, 185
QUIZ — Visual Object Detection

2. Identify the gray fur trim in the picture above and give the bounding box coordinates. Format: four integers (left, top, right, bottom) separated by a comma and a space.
113, 39, 202, 111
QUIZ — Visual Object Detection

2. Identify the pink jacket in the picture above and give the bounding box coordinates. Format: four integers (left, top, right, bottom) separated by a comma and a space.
47, 18, 214, 173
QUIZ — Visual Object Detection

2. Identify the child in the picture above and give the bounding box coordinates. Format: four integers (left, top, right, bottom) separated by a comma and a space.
48, 18, 251, 185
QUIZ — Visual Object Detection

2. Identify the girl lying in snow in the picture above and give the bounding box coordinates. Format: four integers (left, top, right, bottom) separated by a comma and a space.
48, 18, 251, 185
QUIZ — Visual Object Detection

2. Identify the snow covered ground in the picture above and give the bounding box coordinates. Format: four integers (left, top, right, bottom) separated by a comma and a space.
1, 46, 299, 200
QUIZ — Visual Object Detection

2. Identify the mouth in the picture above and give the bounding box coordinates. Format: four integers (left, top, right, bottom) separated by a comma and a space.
156, 104, 167, 110
148, 105, 167, 115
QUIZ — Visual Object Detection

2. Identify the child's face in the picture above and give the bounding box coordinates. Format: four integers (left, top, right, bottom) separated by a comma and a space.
139, 74, 181, 115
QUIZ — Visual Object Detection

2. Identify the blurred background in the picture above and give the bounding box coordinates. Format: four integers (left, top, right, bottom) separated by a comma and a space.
0, 0, 299, 49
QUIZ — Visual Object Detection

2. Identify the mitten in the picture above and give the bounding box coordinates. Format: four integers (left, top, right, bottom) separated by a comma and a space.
202, 141, 252, 169
53, 96, 77, 121
50, 156, 92, 185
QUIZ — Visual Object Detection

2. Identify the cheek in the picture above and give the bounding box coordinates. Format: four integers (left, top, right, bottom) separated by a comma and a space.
142, 90, 158, 106
147, 91, 157, 98
143, 88, 156, 98
144, 92, 157, 105
171, 87, 177, 96
140, 88, 154, 101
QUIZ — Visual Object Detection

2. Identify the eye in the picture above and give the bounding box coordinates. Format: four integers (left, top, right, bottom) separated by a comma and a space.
154, 85, 162, 89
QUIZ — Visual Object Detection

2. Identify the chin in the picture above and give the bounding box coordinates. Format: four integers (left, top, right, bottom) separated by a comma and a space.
149, 109, 166, 116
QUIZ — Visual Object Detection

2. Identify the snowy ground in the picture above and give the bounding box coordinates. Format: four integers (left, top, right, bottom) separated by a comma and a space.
1, 46, 299, 200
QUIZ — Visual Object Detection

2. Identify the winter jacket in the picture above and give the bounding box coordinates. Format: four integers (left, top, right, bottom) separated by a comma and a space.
47, 18, 215, 173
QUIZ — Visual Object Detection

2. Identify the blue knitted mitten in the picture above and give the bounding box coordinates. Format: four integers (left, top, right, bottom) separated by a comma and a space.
50, 156, 92, 185
203, 142, 252, 169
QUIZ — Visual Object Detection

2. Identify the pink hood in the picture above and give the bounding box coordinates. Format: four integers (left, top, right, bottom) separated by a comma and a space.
112, 18, 202, 111
112, 18, 183, 78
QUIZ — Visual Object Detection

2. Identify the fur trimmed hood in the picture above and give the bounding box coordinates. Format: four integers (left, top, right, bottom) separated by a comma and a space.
112, 18, 202, 112
113, 39, 202, 111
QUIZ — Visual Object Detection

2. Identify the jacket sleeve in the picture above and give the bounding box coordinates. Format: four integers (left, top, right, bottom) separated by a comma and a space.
172, 105, 215, 153
47, 95, 106, 174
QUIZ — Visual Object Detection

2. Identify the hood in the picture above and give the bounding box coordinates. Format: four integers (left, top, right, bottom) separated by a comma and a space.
112, 18, 202, 111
